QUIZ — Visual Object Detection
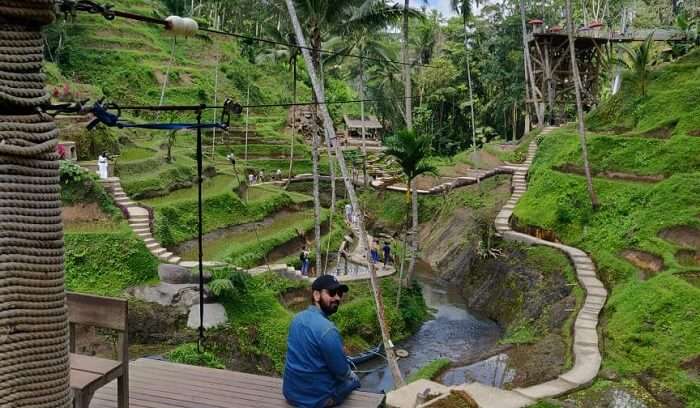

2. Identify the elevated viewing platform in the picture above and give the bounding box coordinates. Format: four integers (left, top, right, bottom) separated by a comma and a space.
528, 27, 687, 44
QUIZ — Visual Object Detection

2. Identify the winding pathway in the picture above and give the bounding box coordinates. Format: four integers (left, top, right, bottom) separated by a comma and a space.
387, 126, 607, 408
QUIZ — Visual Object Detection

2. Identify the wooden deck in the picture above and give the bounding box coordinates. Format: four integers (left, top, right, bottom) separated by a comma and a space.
89, 358, 384, 408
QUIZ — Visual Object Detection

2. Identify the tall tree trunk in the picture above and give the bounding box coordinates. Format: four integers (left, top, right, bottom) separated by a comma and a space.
519, 0, 545, 128
287, 57, 297, 184
310, 26, 323, 276
360, 58, 368, 187
566, 0, 600, 209
405, 179, 419, 284
464, 18, 479, 182
284, 0, 405, 387
0, 3, 72, 407
402, 0, 412, 129
402, 0, 418, 286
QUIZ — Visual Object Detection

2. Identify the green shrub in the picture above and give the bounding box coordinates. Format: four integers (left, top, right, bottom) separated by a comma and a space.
153, 190, 294, 247
59, 161, 119, 216
407, 358, 450, 383
64, 230, 158, 296
166, 343, 225, 369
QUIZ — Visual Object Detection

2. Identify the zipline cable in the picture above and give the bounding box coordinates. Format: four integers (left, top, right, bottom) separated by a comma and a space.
103, 95, 424, 113
58, 0, 436, 69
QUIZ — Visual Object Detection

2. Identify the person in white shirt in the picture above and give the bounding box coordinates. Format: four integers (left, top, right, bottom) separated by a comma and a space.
97, 152, 108, 179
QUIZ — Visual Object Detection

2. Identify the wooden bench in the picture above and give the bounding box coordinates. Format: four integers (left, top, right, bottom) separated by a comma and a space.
67, 292, 129, 408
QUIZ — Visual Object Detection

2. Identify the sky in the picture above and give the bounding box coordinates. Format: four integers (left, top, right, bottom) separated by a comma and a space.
404, 0, 483, 19
419, 0, 457, 18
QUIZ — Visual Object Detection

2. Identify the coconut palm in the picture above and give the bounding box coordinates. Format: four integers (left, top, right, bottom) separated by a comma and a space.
622, 33, 657, 97
451, 0, 480, 178
383, 130, 436, 285
566, 0, 599, 209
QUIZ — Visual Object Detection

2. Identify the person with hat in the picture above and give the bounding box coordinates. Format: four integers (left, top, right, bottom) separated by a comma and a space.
283, 275, 359, 407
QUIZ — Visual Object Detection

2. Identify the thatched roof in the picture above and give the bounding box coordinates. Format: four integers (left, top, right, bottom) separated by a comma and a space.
343, 114, 382, 130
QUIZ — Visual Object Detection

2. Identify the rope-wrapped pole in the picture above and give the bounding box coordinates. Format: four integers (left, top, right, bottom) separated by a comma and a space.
0, 1, 73, 407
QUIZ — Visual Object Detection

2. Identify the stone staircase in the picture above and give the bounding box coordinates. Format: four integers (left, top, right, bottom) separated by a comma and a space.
99, 177, 181, 265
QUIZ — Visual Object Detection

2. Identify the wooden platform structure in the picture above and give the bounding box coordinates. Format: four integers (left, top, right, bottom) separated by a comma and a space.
88, 358, 384, 408
525, 26, 686, 123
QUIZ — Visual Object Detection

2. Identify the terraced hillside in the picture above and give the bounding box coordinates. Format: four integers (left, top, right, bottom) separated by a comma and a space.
515, 49, 700, 406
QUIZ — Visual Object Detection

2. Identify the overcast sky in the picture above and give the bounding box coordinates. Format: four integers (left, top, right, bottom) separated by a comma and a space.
419, 0, 457, 17
401, 0, 483, 19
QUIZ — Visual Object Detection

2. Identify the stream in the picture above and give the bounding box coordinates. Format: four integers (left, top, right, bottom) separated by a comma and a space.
356, 264, 509, 393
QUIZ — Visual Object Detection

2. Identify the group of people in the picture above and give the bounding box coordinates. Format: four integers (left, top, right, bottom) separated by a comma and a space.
369, 241, 391, 267
247, 168, 283, 185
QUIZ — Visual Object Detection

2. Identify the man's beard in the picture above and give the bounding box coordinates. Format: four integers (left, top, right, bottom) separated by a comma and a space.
319, 297, 340, 316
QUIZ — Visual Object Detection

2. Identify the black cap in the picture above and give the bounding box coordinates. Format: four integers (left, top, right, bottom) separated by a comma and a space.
312, 275, 349, 293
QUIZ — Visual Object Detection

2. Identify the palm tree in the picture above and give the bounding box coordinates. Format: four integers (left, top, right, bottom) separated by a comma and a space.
1, 3, 72, 407
451, 0, 480, 180
622, 33, 657, 97
384, 130, 436, 285
566, 0, 599, 209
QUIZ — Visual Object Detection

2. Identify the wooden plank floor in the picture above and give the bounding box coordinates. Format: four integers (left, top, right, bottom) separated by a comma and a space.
89, 358, 384, 408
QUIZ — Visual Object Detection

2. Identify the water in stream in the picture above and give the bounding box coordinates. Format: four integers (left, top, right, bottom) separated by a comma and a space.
356, 267, 505, 392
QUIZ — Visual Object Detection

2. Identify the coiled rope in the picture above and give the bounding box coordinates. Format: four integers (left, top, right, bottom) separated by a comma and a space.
0, 1, 72, 407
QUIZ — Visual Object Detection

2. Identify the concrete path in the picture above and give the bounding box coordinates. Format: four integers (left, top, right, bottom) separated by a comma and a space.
387, 126, 606, 407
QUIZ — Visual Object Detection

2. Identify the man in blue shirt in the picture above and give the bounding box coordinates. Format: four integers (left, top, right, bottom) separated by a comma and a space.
283, 275, 360, 407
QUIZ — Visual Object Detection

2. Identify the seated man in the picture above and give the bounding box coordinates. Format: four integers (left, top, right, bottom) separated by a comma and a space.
283, 275, 359, 407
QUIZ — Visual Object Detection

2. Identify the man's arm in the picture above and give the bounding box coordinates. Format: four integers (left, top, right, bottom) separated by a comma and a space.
319, 327, 353, 381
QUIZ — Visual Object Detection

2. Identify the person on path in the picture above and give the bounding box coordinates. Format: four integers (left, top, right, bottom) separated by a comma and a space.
382, 242, 391, 267
283, 275, 358, 408
276, 168, 282, 180
369, 241, 378, 264
300, 246, 309, 276
97, 152, 109, 179
259, 170, 265, 183
248, 173, 255, 185
344, 203, 352, 223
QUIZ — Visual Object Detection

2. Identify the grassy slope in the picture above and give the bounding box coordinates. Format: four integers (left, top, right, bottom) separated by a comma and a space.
65, 219, 159, 296
514, 49, 700, 405
51, 0, 338, 199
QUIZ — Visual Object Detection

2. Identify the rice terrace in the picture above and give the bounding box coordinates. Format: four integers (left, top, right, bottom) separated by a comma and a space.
0, 0, 699, 407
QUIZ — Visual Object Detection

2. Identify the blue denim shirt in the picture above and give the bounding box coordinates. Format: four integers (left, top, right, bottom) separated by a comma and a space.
283, 305, 357, 408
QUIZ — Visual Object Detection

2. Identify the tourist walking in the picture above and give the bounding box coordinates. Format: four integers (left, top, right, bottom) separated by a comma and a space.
276, 168, 282, 180
259, 170, 265, 182
370, 242, 379, 264
283, 275, 358, 407
300, 246, 310, 276
97, 152, 109, 179
248, 173, 255, 185
344, 203, 352, 223
383, 242, 391, 267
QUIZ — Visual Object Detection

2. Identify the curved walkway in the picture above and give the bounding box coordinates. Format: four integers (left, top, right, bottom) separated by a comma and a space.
387, 127, 607, 408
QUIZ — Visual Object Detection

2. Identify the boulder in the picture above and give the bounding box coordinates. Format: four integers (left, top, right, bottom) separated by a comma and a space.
159, 264, 192, 284
159, 264, 212, 284
187, 303, 227, 329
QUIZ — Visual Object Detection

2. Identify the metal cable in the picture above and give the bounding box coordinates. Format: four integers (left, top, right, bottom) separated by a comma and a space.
0, 2, 72, 407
